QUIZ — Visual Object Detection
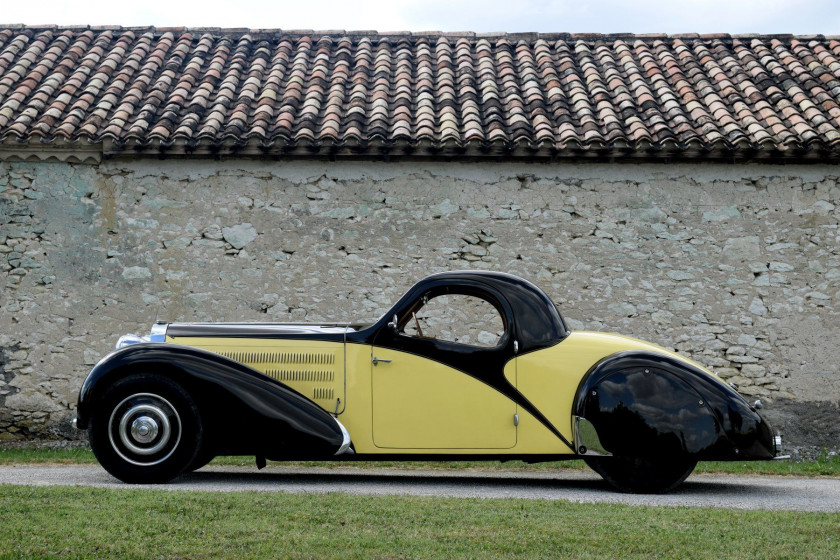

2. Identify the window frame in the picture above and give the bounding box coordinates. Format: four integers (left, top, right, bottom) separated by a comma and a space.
395, 285, 510, 350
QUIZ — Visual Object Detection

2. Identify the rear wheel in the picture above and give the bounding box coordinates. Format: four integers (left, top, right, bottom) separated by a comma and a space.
584, 455, 696, 494
89, 374, 203, 484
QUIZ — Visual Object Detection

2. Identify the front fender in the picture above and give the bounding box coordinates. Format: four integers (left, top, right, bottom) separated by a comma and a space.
76, 343, 349, 458
573, 351, 776, 460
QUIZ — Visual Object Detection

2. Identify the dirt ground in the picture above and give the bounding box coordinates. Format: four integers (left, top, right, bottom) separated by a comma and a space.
761, 398, 840, 458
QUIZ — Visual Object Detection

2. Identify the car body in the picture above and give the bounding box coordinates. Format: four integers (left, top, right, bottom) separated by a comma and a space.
75, 271, 782, 492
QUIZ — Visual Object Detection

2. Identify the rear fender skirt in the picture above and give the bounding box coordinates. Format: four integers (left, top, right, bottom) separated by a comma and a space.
76, 343, 347, 457
573, 351, 775, 460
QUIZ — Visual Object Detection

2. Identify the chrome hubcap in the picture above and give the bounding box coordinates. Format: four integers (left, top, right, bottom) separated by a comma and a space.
130, 415, 159, 444
108, 393, 181, 467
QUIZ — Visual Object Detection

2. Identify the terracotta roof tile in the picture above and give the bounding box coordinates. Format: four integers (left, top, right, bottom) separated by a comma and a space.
3, 27, 840, 158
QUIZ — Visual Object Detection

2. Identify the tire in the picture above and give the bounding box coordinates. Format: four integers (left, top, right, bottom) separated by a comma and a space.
185, 447, 216, 473
88, 374, 203, 484
584, 455, 697, 494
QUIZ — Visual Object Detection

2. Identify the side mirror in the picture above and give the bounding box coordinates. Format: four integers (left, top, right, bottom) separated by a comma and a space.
387, 314, 398, 333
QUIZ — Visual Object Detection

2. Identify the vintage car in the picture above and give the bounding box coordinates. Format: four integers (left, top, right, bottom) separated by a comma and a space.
74, 271, 782, 493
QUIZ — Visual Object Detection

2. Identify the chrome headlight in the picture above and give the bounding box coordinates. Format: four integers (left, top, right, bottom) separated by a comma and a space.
149, 322, 167, 342
116, 334, 148, 349
116, 323, 167, 349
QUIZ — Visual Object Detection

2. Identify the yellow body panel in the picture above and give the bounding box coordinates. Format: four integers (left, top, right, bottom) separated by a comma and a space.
169, 330, 719, 456
339, 343, 375, 453
515, 331, 721, 447
168, 337, 346, 413
370, 347, 517, 449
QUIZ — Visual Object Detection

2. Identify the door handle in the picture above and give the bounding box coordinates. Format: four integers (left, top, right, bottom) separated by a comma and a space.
372, 357, 392, 366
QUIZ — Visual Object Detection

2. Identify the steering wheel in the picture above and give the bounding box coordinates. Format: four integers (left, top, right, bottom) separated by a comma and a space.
412, 312, 424, 337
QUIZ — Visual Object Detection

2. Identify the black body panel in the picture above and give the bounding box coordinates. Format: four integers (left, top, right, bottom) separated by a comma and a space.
76, 344, 345, 458
574, 352, 776, 460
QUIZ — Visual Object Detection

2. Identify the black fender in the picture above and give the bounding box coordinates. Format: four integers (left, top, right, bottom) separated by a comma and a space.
76, 343, 348, 459
573, 351, 776, 460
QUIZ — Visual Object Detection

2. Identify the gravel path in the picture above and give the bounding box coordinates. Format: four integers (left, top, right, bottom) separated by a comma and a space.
1, 464, 837, 512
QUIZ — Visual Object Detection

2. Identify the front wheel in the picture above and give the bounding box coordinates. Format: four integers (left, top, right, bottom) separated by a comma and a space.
584, 455, 697, 494
89, 374, 203, 484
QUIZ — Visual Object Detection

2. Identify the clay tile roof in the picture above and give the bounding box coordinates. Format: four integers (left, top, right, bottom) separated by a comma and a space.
2, 26, 840, 160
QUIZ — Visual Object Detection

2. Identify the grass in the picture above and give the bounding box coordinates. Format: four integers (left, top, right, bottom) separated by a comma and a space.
1, 449, 837, 559
1, 485, 838, 559
0, 446, 95, 465
695, 454, 840, 477
2, 445, 839, 477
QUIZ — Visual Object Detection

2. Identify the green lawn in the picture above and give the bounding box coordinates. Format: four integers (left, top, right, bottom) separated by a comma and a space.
2, 445, 839, 477
1, 485, 838, 559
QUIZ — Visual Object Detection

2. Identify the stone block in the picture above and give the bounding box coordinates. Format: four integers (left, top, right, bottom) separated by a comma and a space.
729, 355, 760, 364
121, 266, 151, 280
740, 364, 767, 377
722, 236, 761, 261
222, 223, 258, 249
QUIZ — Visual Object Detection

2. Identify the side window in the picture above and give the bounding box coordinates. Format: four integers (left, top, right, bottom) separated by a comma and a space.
401, 293, 505, 347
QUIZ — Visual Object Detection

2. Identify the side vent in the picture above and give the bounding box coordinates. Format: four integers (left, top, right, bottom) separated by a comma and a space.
313, 387, 335, 400
264, 369, 335, 382
214, 347, 341, 412
221, 351, 336, 366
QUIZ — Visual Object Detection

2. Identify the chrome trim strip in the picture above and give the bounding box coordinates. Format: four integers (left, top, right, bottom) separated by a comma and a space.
773, 434, 785, 458
336, 325, 348, 415
573, 416, 612, 456
168, 322, 355, 335
334, 417, 352, 455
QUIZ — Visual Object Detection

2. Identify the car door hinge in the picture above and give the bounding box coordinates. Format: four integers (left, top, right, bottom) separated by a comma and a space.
514, 340, 519, 354
513, 413, 519, 426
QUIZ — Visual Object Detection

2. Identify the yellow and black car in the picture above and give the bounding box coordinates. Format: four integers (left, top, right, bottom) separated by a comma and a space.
74, 271, 782, 493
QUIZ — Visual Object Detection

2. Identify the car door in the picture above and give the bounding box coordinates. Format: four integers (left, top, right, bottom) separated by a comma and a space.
370, 283, 518, 449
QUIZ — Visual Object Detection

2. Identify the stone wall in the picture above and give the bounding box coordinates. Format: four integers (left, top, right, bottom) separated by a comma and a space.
1, 158, 838, 449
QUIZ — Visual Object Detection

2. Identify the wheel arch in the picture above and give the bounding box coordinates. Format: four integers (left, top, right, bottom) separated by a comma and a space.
76, 343, 348, 457
573, 351, 775, 460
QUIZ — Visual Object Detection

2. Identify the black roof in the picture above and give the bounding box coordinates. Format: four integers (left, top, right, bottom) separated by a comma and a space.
401, 270, 569, 353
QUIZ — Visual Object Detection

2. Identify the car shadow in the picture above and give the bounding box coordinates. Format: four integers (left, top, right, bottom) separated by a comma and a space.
180, 469, 604, 489
174, 468, 779, 498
